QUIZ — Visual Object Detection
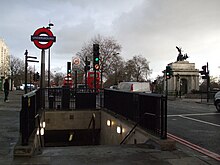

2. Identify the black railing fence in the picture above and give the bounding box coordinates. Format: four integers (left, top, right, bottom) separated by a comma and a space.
20, 87, 167, 145
104, 89, 167, 139
20, 89, 41, 145
45, 87, 99, 110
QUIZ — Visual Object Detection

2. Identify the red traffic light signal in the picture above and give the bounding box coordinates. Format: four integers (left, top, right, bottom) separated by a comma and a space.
94, 64, 100, 70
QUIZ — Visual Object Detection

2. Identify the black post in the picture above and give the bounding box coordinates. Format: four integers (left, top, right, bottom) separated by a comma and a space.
48, 48, 50, 87
24, 50, 28, 94
94, 70, 96, 93
207, 62, 210, 103
41, 49, 45, 108
165, 78, 168, 97
161, 95, 167, 139
62, 85, 70, 109
75, 70, 77, 90
85, 57, 88, 90
30, 71, 32, 92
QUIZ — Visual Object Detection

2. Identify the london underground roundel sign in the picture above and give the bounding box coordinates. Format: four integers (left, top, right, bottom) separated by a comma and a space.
31, 27, 56, 49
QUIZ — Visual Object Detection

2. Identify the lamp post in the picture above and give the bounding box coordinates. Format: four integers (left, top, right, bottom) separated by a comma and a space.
47, 22, 54, 87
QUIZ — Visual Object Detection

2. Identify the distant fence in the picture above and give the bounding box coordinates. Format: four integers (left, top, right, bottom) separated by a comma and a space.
104, 89, 167, 139
44, 87, 99, 110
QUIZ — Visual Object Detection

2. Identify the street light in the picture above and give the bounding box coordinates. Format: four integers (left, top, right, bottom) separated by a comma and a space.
47, 21, 54, 87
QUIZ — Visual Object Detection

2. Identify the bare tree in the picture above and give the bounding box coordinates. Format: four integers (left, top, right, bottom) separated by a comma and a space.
53, 72, 65, 86
124, 55, 151, 82
76, 34, 122, 86
10, 55, 25, 87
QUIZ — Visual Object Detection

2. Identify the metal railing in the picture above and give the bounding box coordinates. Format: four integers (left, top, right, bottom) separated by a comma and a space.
104, 89, 167, 139
44, 87, 99, 110
20, 87, 166, 146
20, 89, 41, 145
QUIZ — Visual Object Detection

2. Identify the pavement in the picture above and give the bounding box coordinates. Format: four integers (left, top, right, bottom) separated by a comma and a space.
0, 90, 219, 165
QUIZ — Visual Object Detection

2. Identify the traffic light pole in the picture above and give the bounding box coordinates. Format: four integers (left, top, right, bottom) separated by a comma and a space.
94, 69, 97, 93
74, 70, 77, 89
93, 44, 99, 93
207, 62, 210, 103
85, 56, 88, 90
165, 78, 168, 97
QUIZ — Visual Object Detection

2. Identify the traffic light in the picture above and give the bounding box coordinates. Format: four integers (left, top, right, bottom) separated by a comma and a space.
199, 65, 206, 75
33, 72, 40, 81
93, 44, 100, 70
67, 62, 71, 77
166, 65, 173, 79
36, 72, 40, 81
84, 60, 91, 71
33, 73, 36, 82
199, 65, 209, 79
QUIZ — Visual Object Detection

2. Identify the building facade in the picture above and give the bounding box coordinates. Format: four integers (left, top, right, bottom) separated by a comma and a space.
0, 38, 10, 90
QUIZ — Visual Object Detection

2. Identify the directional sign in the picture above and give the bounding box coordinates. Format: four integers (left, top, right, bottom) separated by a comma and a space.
31, 27, 56, 49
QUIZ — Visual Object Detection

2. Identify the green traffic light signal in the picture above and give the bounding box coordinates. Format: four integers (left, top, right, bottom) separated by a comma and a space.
95, 57, 99, 62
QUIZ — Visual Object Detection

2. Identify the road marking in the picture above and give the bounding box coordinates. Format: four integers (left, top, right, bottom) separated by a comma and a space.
180, 116, 220, 127
168, 133, 220, 161
168, 112, 220, 117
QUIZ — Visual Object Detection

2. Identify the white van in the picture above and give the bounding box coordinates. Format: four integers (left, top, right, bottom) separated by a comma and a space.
117, 82, 151, 93
214, 91, 220, 112
19, 83, 35, 90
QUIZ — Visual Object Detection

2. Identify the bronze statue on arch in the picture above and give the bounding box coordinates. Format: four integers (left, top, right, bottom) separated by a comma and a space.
176, 46, 188, 61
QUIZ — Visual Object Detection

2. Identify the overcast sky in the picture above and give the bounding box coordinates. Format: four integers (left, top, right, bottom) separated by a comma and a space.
0, 0, 220, 80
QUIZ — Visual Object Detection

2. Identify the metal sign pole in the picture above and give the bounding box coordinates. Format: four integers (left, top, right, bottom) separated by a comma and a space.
85, 56, 88, 90
24, 50, 28, 94
40, 49, 45, 108
40, 49, 45, 89
207, 62, 210, 103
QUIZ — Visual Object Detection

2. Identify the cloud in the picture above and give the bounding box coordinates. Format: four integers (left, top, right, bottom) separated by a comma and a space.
111, 0, 220, 77
0, 0, 220, 78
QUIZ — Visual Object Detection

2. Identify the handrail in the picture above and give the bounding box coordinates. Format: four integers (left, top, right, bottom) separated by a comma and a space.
120, 113, 153, 145
88, 113, 96, 144
120, 121, 139, 145
88, 113, 95, 129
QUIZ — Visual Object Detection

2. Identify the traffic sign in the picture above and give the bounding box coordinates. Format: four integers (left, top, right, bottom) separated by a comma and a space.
73, 57, 80, 66
31, 27, 56, 49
